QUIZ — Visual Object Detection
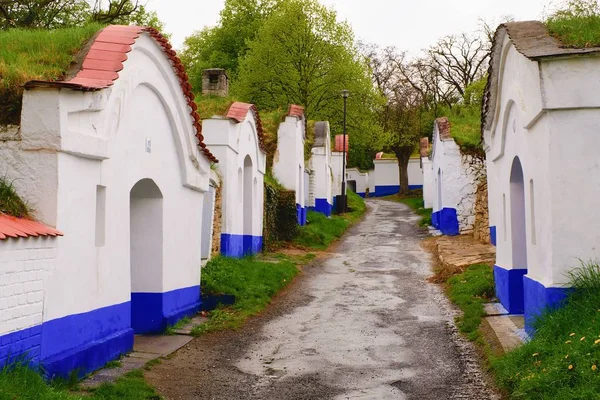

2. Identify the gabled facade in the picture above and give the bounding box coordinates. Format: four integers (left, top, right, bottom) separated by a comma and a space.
482, 21, 600, 330
203, 102, 267, 257
309, 121, 333, 216
273, 105, 307, 225
0, 25, 215, 377
430, 117, 485, 236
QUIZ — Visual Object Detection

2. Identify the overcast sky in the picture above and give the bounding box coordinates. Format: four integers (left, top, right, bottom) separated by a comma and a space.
147, 0, 554, 56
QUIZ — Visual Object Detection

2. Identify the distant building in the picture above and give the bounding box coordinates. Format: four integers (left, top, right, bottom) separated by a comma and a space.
202, 68, 229, 97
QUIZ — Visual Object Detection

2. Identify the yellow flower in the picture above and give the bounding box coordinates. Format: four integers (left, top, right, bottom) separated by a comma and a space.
593, 365, 598, 371
532, 353, 539, 357
595, 339, 600, 345
569, 365, 574, 370
566, 340, 572, 344
581, 337, 586, 341
565, 355, 570, 359
570, 333, 576, 337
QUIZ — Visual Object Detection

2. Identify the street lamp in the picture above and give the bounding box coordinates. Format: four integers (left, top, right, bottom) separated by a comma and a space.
340, 89, 350, 213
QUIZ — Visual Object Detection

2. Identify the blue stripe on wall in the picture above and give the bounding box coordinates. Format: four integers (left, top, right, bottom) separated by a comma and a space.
313, 198, 332, 217
357, 192, 366, 198
490, 226, 497, 246
221, 234, 263, 258
431, 208, 459, 236
131, 285, 201, 334
523, 276, 570, 335
296, 204, 307, 226
374, 185, 400, 197
408, 185, 423, 190
494, 265, 527, 315
0, 325, 42, 367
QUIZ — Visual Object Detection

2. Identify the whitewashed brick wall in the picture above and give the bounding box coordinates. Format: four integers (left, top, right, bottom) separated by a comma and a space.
0, 237, 56, 336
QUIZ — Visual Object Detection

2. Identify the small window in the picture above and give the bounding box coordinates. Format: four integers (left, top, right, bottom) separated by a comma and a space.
95, 185, 106, 247
209, 74, 219, 84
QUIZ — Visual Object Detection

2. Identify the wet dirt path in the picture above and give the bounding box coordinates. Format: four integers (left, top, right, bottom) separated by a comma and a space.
146, 200, 499, 400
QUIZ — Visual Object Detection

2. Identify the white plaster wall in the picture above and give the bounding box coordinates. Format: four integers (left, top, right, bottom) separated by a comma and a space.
203, 113, 266, 239
373, 159, 399, 188
346, 168, 369, 194
0, 237, 56, 336
4, 33, 211, 323
422, 157, 434, 209
408, 158, 423, 187
273, 116, 306, 207
483, 39, 552, 281
431, 122, 485, 234
368, 169, 375, 195
331, 152, 344, 197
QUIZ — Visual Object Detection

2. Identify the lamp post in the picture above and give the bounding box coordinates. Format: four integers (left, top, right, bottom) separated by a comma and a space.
341, 89, 350, 213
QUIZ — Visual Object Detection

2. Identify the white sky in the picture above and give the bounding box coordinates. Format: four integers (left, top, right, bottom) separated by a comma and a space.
147, 0, 554, 55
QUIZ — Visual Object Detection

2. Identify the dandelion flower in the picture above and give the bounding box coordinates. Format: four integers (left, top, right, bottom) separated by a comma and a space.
593, 365, 598, 371
532, 353, 539, 357
565, 355, 570, 359
581, 337, 587, 341
569, 365, 574, 370
566, 340, 572, 344
570, 333, 576, 337
595, 339, 600, 345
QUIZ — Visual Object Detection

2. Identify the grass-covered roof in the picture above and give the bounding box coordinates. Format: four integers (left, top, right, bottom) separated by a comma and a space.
0, 24, 102, 125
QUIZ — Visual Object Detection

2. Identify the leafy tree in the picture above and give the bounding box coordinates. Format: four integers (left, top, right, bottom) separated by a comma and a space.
179, 0, 276, 90
234, 0, 384, 170
0, 0, 166, 33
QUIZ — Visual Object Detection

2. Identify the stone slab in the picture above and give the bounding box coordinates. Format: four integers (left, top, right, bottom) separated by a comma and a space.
172, 315, 209, 335
486, 315, 527, 352
484, 302, 509, 316
134, 334, 193, 356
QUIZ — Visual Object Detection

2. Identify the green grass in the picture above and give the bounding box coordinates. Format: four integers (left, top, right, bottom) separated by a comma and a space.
293, 191, 366, 250
547, 0, 600, 48
0, 364, 160, 400
164, 317, 192, 335
192, 255, 299, 334
195, 95, 236, 119
0, 24, 103, 125
492, 261, 600, 399
446, 264, 495, 342
380, 193, 432, 227
447, 106, 481, 152
0, 176, 32, 218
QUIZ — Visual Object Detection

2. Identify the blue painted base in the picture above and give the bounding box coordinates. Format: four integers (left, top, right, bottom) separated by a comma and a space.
200, 294, 236, 312
374, 185, 400, 197
312, 198, 332, 217
220, 234, 263, 258
523, 276, 570, 334
408, 185, 423, 190
432, 208, 459, 236
1, 302, 134, 379
494, 265, 527, 314
131, 285, 201, 334
296, 204, 307, 226
490, 226, 497, 246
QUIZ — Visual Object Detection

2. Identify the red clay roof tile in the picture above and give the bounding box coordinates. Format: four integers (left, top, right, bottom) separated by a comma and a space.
24, 25, 218, 163
288, 104, 304, 119
225, 102, 267, 153
0, 214, 63, 241
334, 134, 348, 152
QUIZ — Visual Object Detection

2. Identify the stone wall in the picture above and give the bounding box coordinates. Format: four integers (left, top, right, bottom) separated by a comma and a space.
473, 179, 490, 244
211, 183, 223, 257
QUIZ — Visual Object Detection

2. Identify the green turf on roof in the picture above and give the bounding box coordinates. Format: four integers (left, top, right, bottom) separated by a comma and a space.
0, 24, 103, 125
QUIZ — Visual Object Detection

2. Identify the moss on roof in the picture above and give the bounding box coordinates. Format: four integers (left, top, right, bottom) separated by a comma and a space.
0, 24, 103, 125
546, 2, 600, 48
196, 95, 236, 120
447, 107, 481, 153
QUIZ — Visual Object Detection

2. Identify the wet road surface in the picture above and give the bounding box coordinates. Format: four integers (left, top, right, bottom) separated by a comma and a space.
146, 200, 498, 399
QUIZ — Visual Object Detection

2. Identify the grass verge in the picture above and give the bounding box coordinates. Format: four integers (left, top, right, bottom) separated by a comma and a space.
0, 176, 32, 218
379, 192, 432, 227
192, 255, 299, 335
492, 261, 600, 399
293, 191, 366, 250
0, 24, 103, 125
0, 364, 160, 400
446, 264, 495, 342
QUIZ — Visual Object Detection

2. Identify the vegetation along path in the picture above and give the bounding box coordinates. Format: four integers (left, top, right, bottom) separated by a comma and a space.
146, 200, 498, 399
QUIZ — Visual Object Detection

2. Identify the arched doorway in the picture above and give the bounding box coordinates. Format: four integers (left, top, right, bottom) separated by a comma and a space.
347, 180, 357, 194
243, 155, 253, 255
130, 179, 164, 334
510, 157, 527, 271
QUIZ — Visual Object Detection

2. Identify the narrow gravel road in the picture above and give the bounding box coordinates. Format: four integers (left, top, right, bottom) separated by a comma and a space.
146, 200, 499, 400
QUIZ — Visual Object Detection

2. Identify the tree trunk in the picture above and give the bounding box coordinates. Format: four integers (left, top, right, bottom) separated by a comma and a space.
398, 156, 410, 196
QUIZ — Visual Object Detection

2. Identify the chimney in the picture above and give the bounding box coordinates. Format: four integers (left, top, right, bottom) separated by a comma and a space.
202, 69, 229, 97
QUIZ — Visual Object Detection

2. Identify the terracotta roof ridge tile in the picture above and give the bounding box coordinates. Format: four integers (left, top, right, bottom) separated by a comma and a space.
225, 102, 267, 153
24, 25, 218, 163
0, 214, 63, 241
